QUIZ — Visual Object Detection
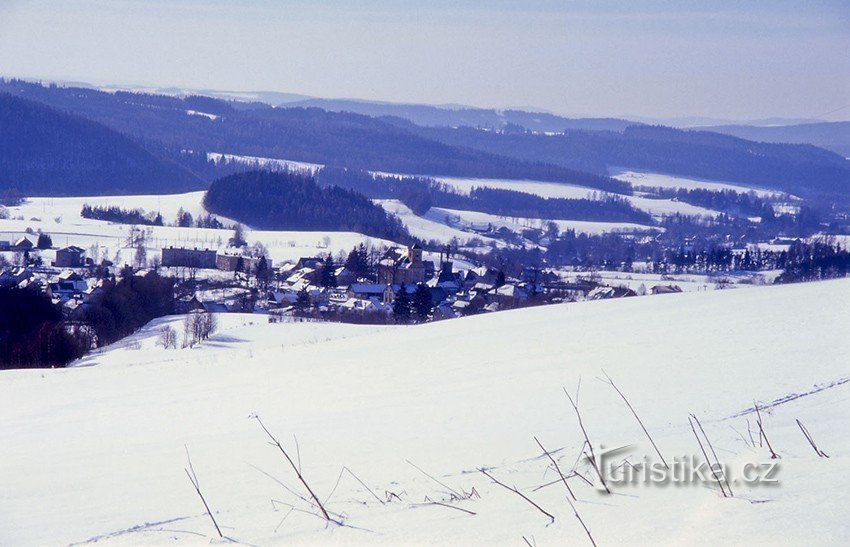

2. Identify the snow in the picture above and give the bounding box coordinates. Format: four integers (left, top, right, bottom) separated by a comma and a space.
208, 153, 723, 220
426, 206, 656, 235
186, 110, 219, 121
375, 200, 504, 245
0, 194, 395, 266
1, 279, 849, 544
427, 175, 720, 219
207, 152, 322, 174
611, 169, 784, 198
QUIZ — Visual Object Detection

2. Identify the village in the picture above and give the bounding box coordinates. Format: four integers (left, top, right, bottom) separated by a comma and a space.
0, 230, 701, 327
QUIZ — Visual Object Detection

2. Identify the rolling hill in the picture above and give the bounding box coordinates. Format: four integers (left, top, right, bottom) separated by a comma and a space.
0, 93, 204, 196
0, 278, 847, 544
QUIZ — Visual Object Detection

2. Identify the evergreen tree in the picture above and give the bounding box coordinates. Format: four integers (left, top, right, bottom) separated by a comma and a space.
176, 208, 194, 227
320, 256, 338, 287
36, 233, 52, 249
294, 288, 311, 315
345, 243, 369, 279
412, 283, 433, 322
392, 283, 412, 323
255, 255, 270, 288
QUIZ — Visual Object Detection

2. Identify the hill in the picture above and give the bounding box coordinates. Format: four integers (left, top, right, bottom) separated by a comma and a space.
0, 79, 629, 194
0, 279, 848, 544
285, 97, 635, 133
204, 170, 414, 242
0, 93, 204, 196
704, 121, 850, 157
407, 123, 850, 197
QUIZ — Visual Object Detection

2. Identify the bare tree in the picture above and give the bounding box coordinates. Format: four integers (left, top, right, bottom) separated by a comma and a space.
158, 325, 177, 349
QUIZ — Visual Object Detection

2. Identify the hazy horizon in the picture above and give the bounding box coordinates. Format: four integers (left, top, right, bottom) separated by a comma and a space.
1, 0, 848, 122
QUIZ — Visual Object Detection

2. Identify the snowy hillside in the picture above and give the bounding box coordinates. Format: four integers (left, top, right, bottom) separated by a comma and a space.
1, 194, 394, 265
1, 279, 848, 545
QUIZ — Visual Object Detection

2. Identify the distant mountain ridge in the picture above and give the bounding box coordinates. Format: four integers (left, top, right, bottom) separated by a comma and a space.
699, 121, 850, 157
0, 93, 204, 196
1, 78, 848, 199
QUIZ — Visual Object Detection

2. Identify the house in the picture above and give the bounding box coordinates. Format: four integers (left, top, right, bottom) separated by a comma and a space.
378, 245, 426, 285
587, 286, 638, 300
161, 247, 217, 269
651, 284, 683, 295
175, 294, 207, 313
53, 246, 86, 268
334, 266, 356, 286
12, 236, 33, 251
0, 267, 32, 287
216, 251, 257, 272
348, 283, 395, 304
492, 283, 528, 307
0, 241, 10, 251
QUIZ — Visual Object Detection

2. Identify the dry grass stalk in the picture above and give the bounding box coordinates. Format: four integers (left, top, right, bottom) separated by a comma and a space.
479, 468, 555, 523
796, 419, 829, 458
184, 448, 223, 538
564, 384, 611, 494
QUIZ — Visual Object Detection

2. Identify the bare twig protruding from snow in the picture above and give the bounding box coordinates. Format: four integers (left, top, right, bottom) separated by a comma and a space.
691, 414, 733, 496
564, 384, 611, 494
796, 419, 829, 458
406, 459, 461, 498
753, 402, 780, 459
479, 468, 555, 524
184, 448, 223, 538
413, 500, 477, 516
253, 415, 334, 523
534, 436, 576, 500
342, 466, 385, 505
535, 437, 597, 547
688, 415, 731, 498
601, 370, 669, 469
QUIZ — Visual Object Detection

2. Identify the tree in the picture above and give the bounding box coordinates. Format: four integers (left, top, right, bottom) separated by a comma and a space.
36, 233, 53, 249
320, 256, 337, 288
294, 288, 311, 315
176, 207, 194, 227
255, 255, 270, 288
345, 243, 369, 279
495, 270, 506, 287
412, 283, 433, 322
392, 283, 412, 323
234, 256, 245, 279
134, 243, 147, 269
229, 224, 247, 248
157, 325, 177, 349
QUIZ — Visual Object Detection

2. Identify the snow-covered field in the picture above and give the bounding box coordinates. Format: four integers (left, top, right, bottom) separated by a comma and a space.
1, 194, 393, 265
207, 152, 322, 174
425, 206, 655, 236
1, 279, 848, 545
611, 169, 784, 198
209, 153, 724, 220
558, 269, 780, 292
374, 200, 503, 245
430, 175, 720, 219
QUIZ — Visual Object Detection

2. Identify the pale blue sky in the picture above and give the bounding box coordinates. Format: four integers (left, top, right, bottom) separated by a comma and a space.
0, 0, 848, 120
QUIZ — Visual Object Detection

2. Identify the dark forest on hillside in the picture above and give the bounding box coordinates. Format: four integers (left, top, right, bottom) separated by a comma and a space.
204, 170, 415, 242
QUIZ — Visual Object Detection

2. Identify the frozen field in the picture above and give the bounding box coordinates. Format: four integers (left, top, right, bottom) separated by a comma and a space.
1, 279, 848, 544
